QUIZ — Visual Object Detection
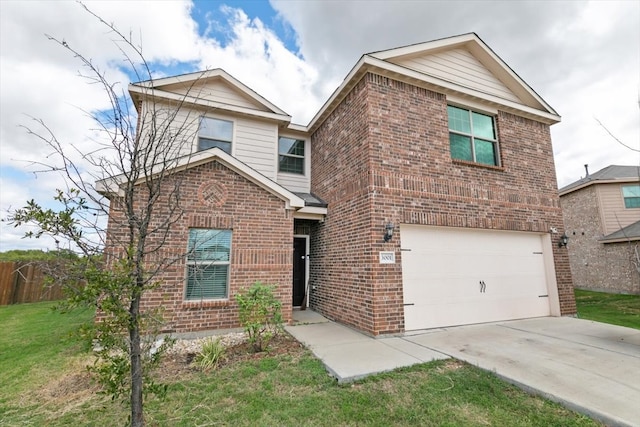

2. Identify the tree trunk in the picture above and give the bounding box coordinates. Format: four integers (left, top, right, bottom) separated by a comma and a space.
130, 294, 143, 427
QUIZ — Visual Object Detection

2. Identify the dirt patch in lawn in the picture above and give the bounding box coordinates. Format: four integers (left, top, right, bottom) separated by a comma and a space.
31, 366, 101, 417
160, 332, 306, 378
30, 331, 306, 410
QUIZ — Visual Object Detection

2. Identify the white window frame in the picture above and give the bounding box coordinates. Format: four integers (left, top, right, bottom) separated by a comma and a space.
278, 136, 306, 175
184, 228, 231, 301
622, 184, 640, 209
447, 105, 500, 167
198, 116, 234, 154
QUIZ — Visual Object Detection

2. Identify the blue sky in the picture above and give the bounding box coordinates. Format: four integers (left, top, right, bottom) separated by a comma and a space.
0, 0, 638, 251
191, 0, 296, 50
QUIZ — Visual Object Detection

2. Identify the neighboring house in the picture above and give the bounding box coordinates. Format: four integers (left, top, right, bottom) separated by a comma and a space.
559, 165, 640, 295
98, 33, 576, 336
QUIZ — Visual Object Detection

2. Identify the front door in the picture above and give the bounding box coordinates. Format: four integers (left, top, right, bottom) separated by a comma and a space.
293, 237, 307, 307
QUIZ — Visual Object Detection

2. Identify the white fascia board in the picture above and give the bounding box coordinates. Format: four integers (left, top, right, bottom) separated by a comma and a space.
293, 210, 327, 221
209, 149, 305, 208
370, 33, 557, 117
286, 123, 308, 133
465, 42, 558, 117
600, 236, 640, 244
307, 56, 369, 131
131, 69, 289, 116
369, 33, 476, 60
307, 54, 560, 133
96, 148, 305, 209
128, 86, 292, 124
295, 206, 328, 215
363, 57, 561, 124
95, 176, 120, 195
559, 178, 640, 196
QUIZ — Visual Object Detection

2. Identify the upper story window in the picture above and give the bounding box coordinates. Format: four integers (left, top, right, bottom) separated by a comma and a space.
198, 117, 233, 154
185, 228, 231, 300
447, 105, 499, 166
278, 137, 305, 175
622, 185, 640, 208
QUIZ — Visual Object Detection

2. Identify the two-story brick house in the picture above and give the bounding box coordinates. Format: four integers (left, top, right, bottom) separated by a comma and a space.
559, 165, 640, 295
99, 33, 576, 335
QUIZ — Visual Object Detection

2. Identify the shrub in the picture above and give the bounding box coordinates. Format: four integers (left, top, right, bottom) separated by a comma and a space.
193, 337, 226, 371
235, 282, 283, 352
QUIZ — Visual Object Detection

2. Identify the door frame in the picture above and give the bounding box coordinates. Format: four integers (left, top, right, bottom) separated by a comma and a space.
293, 234, 310, 308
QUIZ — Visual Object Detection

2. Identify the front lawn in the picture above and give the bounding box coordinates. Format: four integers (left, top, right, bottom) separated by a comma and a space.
575, 289, 640, 329
0, 301, 599, 426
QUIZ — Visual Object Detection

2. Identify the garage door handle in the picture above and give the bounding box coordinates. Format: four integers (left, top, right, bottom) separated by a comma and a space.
403, 303, 415, 306
479, 280, 486, 293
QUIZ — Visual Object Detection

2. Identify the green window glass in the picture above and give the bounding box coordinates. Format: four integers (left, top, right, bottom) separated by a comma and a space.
622, 185, 640, 208
198, 117, 233, 154
185, 229, 231, 300
447, 106, 498, 166
278, 137, 305, 174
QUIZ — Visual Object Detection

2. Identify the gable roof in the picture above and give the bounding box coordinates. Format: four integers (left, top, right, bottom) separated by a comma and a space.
307, 33, 560, 132
128, 69, 292, 124
600, 219, 640, 243
96, 147, 305, 210
559, 165, 640, 196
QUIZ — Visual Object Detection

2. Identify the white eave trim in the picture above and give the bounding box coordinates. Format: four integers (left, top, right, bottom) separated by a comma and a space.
296, 206, 328, 215
131, 69, 289, 117
293, 206, 328, 221
369, 33, 479, 60
307, 55, 369, 131
369, 33, 558, 117
599, 236, 640, 244
96, 147, 305, 209
363, 56, 561, 123
559, 177, 640, 196
128, 86, 292, 124
308, 51, 560, 132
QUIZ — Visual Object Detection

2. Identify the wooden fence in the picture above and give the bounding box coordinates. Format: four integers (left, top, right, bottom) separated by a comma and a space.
0, 261, 65, 305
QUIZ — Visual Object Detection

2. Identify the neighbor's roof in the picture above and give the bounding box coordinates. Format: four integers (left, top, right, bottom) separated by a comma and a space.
559, 165, 640, 196
600, 219, 640, 243
307, 32, 561, 133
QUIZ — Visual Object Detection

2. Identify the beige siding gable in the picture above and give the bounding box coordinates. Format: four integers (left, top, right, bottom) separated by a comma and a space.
233, 118, 278, 180
159, 79, 271, 112
388, 48, 521, 103
597, 183, 640, 235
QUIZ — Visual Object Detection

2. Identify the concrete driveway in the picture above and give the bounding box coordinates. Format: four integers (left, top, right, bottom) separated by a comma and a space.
287, 314, 640, 427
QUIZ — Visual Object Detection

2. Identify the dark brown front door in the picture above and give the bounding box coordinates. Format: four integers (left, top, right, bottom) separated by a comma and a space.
293, 237, 307, 307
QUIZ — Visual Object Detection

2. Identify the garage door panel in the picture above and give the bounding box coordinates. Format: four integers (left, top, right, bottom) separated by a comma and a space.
401, 225, 552, 331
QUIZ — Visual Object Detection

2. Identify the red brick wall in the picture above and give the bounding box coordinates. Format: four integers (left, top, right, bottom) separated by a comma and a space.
562, 187, 640, 294
309, 77, 377, 332
310, 73, 576, 335
104, 160, 293, 333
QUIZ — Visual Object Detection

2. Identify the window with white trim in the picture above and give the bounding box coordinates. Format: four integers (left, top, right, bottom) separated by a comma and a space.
185, 229, 231, 300
622, 185, 640, 208
448, 105, 499, 166
198, 117, 233, 154
278, 137, 305, 174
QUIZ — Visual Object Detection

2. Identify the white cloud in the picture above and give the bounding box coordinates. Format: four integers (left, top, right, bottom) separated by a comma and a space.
1, 0, 638, 250
193, 6, 325, 123
272, 0, 640, 187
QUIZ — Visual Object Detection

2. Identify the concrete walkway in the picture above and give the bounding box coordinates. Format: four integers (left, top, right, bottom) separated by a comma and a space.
286, 312, 640, 427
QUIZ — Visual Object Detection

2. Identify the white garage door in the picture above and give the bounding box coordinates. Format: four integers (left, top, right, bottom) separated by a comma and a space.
401, 225, 552, 331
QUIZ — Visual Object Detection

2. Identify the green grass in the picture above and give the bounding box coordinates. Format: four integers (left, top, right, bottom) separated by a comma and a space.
0, 302, 94, 423
575, 289, 640, 329
0, 302, 600, 426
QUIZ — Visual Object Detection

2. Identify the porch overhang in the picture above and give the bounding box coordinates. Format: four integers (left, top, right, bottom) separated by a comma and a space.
293, 206, 327, 221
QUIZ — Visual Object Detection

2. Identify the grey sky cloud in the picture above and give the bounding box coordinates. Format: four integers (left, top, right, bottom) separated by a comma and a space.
0, 0, 638, 251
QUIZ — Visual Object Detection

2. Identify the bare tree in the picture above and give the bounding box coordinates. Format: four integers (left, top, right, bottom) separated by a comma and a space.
7, 4, 212, 425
